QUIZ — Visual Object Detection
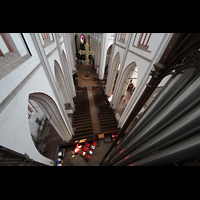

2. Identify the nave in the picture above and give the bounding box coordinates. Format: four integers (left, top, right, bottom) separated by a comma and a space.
41, 66, 122, 166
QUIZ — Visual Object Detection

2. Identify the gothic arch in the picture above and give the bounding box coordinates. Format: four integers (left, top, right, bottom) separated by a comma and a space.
29, 92, 72, 141
106, 52, 120, 97
106, 44, 113, 66
111, 62, 137, 109
54, 60, 70, 106
62, 49, 76, 99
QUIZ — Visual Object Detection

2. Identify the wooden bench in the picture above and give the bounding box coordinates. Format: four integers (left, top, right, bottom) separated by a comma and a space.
72, 87, 95, 142
93, 86, 119, 135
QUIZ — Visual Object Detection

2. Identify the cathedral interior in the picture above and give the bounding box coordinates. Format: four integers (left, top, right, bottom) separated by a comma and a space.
0, 33, 200, 166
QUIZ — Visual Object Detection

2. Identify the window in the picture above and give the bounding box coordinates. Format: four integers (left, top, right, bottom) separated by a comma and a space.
137, 33, 152, 51
0, 33, 16, 58
120, 33, 126, 42
80, 34, 85, 44
28, 106, 34, 118
41, 33, 49, 40
117, 33, 126, 42
40, 33, 54, 47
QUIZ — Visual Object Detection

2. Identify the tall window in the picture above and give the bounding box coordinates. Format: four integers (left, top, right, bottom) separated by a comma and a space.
0, 33, 16, 58
41, 33, 49, 40
137, 33, 152, 51
120, 33, 126, 42
40, 33, 54, 47
80, 34, 85, 44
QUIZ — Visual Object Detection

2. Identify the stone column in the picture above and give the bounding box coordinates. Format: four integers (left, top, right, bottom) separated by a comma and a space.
111, 33, 133, 109
54, 33, 75, 110
105, 34, 117, 96
99, 33, 109, 80
31, 33, 74, 139
63, 33, 76, 72
39, 33, 44, 45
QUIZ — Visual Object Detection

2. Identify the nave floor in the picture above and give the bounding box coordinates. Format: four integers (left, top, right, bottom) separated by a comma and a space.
39, 67, 131, 165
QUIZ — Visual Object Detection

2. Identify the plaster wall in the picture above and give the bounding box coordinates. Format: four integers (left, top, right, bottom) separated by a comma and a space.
0, 35, 9, 54
0, 33, 73, 165
0, 65, 57, 166
10, 33, 28, 56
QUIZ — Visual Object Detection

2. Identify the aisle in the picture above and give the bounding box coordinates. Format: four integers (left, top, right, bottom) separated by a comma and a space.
87, 90, 101, 135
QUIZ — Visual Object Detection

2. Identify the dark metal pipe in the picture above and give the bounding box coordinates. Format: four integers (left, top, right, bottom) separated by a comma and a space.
100, 34, 200, 165
112, 105, 200, 166
126, 133, 200, 166
109, 68, 196, 159
110, 75, 200, 164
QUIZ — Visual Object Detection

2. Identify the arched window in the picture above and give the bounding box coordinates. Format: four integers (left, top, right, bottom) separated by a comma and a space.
80, 34, 85, 44
120, 33, 126, 42
40, 33, 54, 47
137, 33, 152, 51
117, 33, 126, 42
0, 33, 16, 57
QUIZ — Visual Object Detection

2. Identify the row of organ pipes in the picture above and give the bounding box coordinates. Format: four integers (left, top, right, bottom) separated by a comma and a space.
106, 65, 200, 166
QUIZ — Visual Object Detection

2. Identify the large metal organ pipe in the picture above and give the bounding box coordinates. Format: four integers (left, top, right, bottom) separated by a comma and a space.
127, 133, 200, 166
108, 68, 200, 166
109, 68, 197, 160
112, 105, 200, 166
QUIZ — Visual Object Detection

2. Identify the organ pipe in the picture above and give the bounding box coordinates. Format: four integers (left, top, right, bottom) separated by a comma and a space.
110, 74, 200, 164
127, 133, 200, 166
109, 68, 197, 160
112, 105, 200, 166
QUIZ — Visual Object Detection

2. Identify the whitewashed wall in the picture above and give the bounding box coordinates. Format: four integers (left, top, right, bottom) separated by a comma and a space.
0, 33, 74, 166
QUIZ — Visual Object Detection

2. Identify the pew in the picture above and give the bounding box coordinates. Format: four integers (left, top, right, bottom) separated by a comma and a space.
93, 86, 120, 135
72, 87, 95, 142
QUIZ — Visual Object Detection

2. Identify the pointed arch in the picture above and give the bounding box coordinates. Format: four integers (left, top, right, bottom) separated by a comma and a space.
54, 60, 70, 106
111, 62, 137, 109
106, 44, 113, 66
29, 92, 72, 141
106, 52, 120, 97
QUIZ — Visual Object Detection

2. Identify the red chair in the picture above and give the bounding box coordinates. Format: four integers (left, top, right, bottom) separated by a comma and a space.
85, 153, 91, 160
112, 132, 118, 141
88, 149, 93, 155
92, 140, 97, 146
83, 146, 88, 152
90, 144, 96, 150
81, 150, 86, 157
74, 147, 80, 153
76, 143, 82, 149
85, 141, 90, 147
